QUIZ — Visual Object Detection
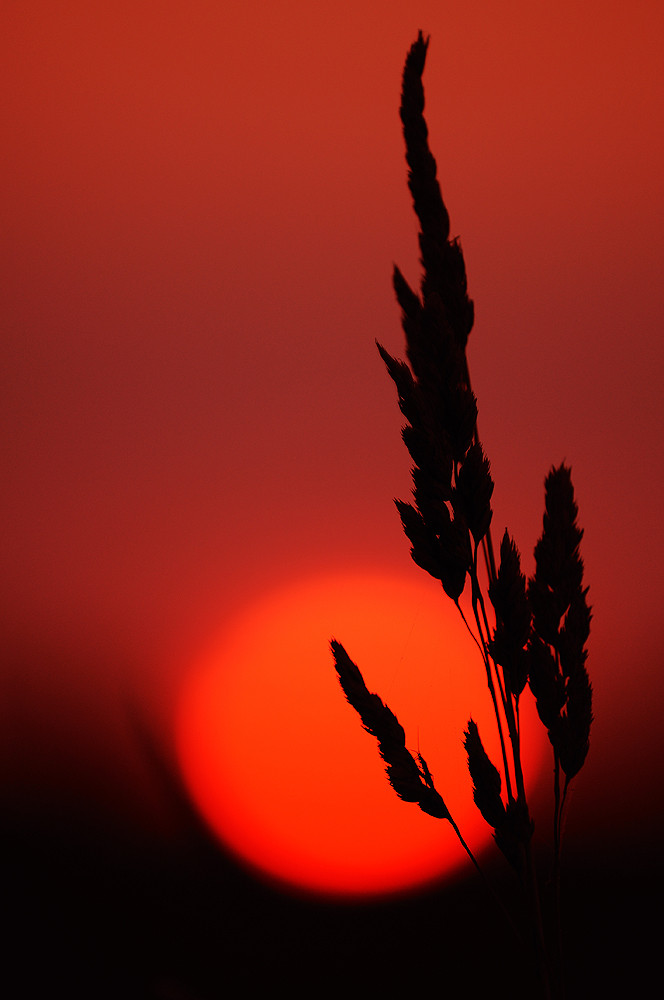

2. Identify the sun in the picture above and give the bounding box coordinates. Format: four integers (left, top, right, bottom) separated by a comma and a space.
175, 570, 545, 898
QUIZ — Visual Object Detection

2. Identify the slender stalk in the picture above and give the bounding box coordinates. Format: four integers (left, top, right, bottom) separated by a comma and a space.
467, 554, 518, 799
454, 597, 485, 659
553, 751, 562, 891
504, 692, 526, 800
447, 812, 525, 950
474, 577, 512, 721
469, 590, 515, 805
551, 757, 569, 998
525, 836, 553, 1000
467, 574, 552, 998
472, 516, 550, 996
481, 529, 498, 587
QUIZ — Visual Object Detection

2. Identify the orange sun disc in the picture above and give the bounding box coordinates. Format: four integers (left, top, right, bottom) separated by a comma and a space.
176, 571, 545, 898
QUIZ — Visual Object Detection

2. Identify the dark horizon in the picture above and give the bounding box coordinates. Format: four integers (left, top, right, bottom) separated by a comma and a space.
2, 757, 658, 999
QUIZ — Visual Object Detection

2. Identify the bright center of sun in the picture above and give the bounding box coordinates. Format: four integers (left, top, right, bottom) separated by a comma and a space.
176, 571, 545, 898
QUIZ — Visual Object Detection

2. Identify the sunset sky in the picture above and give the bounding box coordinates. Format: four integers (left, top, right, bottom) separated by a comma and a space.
2, 0, 663, 993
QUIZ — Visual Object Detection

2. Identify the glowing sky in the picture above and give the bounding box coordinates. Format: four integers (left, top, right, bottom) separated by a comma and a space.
2, 1, 663, 858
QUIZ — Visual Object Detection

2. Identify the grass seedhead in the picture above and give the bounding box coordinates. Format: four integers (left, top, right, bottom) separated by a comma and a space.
328, 33, 592, 999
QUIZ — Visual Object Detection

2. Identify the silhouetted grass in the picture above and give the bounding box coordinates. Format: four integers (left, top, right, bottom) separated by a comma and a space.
331, 32, 592, 1000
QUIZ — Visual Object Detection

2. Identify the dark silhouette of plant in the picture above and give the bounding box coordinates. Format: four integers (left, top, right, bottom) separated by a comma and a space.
330, 32, 592, 999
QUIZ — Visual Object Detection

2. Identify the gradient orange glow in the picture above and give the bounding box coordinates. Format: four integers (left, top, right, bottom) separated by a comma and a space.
177, 572, 546, 897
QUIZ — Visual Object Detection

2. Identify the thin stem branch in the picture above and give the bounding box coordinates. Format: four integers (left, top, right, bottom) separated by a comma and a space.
551, 759, 570, 998
447, 813, 525, 950
524, 836, 553, 1000
468, 574, 515, 805
454, 598, 486, 660
473, 528, 549, 995
504, 691, 526, 802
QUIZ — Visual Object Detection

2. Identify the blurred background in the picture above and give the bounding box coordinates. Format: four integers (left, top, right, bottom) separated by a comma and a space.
2, 2, 663, 996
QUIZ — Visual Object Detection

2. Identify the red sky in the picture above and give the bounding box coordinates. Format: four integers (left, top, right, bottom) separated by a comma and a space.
2, 0, 663, 864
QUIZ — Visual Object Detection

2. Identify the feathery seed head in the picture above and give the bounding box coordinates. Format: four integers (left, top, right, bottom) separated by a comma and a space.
394, 499, 469, 600
455, 442, 494, 546
464, 719, 506, 830
527, 465, 593, 778
330, 639, 451, 820
488, 530, 530, 696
